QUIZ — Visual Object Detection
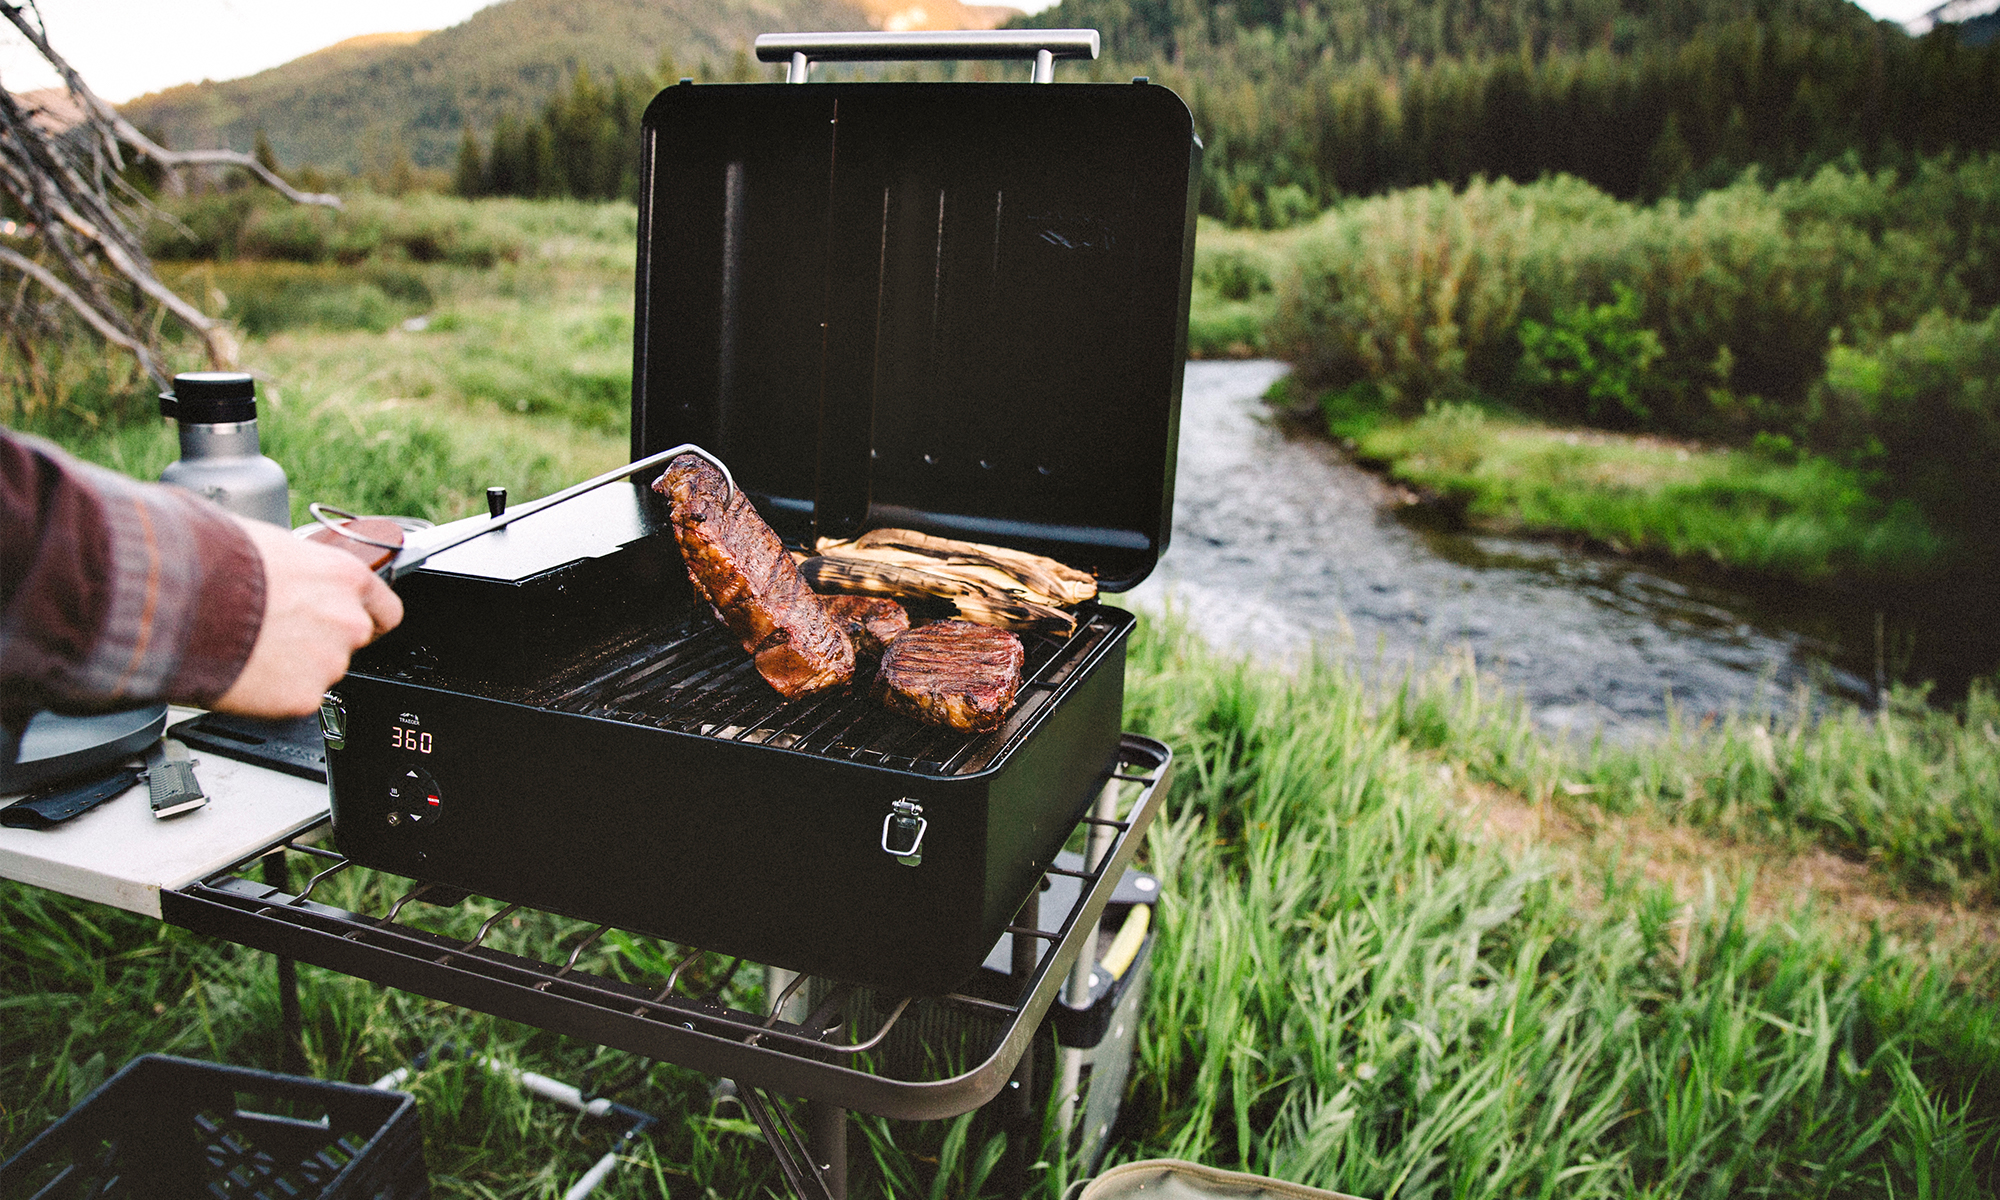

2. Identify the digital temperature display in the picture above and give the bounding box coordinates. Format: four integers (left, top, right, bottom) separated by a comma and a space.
391, 726, 433, 753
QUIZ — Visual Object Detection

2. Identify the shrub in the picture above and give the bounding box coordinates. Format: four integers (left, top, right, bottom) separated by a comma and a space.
1816, 305, 2000, 548
208, 263, 434, 336
1271, 177, 1534, 410
144, 193, 255, 260
373, 196, 516, 267
1195, 248, 1273, 302
1516, 283, 1665, 424
1272, 155, 2000, 446
141, 192, 521, 269
1186, 301, 1266, 357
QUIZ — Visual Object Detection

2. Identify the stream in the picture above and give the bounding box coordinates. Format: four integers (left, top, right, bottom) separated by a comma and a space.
1125, 360, 1919, 739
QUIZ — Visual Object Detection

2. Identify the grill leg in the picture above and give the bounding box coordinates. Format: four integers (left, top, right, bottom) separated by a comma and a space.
261, 851, 306, 1075
997, 888, 1041, 1197
765, 968, 844, 1197
1058, 778, 1122, 1144
806, 1101, 847, 1200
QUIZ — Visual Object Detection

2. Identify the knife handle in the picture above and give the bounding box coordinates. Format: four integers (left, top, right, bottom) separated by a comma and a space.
299, 515, 404, 573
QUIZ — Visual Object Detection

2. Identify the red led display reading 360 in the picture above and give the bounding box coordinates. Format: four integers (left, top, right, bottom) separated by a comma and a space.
391, 726, 433, 753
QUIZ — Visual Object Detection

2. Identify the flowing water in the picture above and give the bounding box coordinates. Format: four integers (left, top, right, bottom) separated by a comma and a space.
1124, 360, 1967, 739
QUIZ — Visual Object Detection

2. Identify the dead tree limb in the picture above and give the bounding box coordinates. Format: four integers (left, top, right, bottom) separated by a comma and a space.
0, 3, 341, 209
0, 0, 318, 387
0, 243, 160, 377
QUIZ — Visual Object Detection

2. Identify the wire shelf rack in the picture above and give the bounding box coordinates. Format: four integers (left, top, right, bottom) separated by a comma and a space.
162, 734, 1169, 1124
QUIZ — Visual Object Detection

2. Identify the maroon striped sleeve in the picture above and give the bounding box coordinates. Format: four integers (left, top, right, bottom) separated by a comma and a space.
1, 430, 265, 722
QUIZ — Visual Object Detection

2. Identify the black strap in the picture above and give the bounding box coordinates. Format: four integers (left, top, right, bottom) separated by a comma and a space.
1, 765, 144, 829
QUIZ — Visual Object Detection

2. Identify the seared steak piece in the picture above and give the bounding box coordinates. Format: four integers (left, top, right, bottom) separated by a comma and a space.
655, 455, 854, 698
873, 619, 1024, 733
820, 594, 910, 657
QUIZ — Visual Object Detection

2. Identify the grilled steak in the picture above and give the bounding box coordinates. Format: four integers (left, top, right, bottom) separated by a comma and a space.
820, 594, 910, 658
655, 455, 855, 698
873, 619, 1024, 733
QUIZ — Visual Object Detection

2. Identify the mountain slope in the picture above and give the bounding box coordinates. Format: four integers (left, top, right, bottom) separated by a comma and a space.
121, 0, 1013, 173
1017, 0, 1884, 63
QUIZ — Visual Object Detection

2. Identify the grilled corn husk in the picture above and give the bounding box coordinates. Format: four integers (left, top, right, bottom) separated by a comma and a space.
802, 528, 1094, 635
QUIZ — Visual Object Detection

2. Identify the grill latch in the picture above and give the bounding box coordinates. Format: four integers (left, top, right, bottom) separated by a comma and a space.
319, 692, 347, 750
882, 799, 927, 866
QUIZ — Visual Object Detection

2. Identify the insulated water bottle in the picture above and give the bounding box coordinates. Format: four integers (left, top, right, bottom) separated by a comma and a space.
159, 371, 290, 526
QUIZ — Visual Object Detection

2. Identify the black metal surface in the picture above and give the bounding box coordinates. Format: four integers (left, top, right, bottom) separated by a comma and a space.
172, 712, 328, 782
329, 474, 1134, 994
0, 705, 166, 794
630, 82, 1200, 587
327, 607, 1129, 994
167, 736, 1168, 1121
739, 1087, 839, 1200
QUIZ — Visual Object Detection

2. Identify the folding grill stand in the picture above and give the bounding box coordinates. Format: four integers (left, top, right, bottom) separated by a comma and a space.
160, 735, 1171, 1200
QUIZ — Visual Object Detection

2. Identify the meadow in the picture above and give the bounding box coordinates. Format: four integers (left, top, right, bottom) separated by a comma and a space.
4, 193, 1999, 1197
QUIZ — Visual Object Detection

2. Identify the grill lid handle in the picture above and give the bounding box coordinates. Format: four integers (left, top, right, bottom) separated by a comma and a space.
307, 444, 736, 583
754, 29, 1100, 84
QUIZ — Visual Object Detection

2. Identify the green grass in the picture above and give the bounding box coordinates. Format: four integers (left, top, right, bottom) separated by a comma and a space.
10, 198, 645, 526
1291, 383, 1954, 584
6, 616, 1998, 1197
1450, 677, 2000, 908
1187, 218, 1297, 359
1115, 620, 2000, 1198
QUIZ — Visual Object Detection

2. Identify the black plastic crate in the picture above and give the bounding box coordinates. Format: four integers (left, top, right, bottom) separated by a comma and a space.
1, 1055, 427, 1200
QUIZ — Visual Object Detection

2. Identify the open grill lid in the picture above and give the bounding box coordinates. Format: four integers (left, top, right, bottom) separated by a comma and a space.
630, 72, 1201, 592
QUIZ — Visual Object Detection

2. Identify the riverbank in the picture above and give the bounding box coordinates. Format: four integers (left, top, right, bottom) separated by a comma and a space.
1184, 160, 2000, 622
1273, 376, 1954, 586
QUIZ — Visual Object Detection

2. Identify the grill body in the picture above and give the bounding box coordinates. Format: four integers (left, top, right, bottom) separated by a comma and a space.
325, 73, 1197, 996
328, 485, 1132, 994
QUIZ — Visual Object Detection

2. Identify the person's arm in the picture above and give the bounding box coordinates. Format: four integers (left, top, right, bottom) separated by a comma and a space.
215, 515, 401, 716
1, 429, 400, 722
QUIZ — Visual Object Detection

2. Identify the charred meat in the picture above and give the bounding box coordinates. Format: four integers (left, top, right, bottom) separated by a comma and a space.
655, 455, 854, 698
820, 594, 910, 658
873, 619, 1024, 733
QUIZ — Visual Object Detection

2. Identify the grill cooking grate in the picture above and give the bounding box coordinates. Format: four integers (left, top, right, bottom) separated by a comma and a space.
515, 609, 1116, 776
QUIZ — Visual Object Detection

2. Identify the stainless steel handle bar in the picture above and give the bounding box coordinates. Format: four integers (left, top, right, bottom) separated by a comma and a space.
753, 29, 1100, 84
309, 444, 734, 583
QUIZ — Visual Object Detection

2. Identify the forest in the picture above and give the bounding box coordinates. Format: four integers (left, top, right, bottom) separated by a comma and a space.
450, 0, 2000, 232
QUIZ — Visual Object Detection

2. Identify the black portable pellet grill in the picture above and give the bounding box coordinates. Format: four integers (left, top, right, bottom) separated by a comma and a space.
316, 31, 1200, 999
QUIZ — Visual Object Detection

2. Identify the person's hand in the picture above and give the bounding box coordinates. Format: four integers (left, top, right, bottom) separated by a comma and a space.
213, 517, 403, 717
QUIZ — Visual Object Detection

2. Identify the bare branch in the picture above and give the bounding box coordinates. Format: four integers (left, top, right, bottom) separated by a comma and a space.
0, 3, 341, 208
0, 0, 303, 388
0, 244, 161, 378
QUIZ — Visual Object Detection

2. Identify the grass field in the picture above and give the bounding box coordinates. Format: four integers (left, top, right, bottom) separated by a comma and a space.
1289, 385, 1953, 584
4, 195, 1998, 1198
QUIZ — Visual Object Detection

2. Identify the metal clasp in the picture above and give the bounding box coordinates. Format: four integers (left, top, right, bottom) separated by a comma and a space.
882, 799, 927, 866
319, 692, 347, 750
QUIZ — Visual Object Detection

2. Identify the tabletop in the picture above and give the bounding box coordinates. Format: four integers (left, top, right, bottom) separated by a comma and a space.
0, 708, 329, 919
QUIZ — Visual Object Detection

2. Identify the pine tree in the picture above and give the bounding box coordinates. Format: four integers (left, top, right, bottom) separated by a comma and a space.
453, 124, 484, 198
486, 114, 523, 197
523, 120, 556, 198
253, 129, 281, 177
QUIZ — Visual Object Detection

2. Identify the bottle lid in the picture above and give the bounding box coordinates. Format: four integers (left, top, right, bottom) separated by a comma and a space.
161, 372, 258, 423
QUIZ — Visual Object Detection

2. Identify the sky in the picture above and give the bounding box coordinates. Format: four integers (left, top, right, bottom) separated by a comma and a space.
0, 0, 1940, 105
